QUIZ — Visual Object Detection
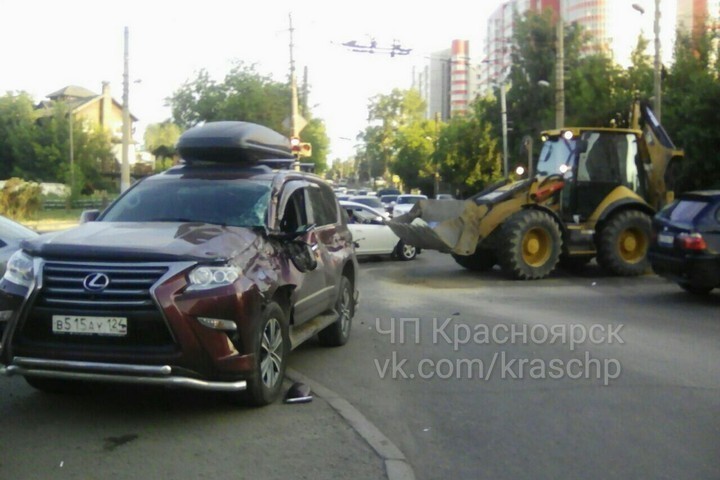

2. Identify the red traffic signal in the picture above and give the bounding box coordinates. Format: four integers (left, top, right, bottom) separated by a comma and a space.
290, 137, 312, 157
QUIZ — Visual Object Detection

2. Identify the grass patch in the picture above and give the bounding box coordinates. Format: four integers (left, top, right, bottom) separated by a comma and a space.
27, 208, 86, 222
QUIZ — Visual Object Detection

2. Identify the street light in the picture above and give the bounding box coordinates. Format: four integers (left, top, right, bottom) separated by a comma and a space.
632, 1, 662, 120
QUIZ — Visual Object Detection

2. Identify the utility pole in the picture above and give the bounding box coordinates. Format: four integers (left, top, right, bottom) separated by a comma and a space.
434, 112, 441, 195
631, 1, 662, 120
500, 81, 509, 178
69, 111, 75, 194
121, 26, 131, 192
288, 13, 299, 139
653, 0, 662, 121
302, 65, 309, 116
555, 12, 565, 128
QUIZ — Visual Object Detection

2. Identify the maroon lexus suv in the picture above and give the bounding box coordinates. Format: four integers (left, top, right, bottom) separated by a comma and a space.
0, 122, 358, 406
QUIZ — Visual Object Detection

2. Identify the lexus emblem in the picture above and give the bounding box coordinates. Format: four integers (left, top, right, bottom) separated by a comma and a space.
83, 273, 111, 292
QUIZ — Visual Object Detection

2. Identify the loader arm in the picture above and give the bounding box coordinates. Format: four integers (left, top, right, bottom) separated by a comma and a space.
386, 178, 549, 256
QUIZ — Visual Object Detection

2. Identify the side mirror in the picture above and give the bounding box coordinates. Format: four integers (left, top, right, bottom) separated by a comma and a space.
287, 240, 318, 273
80, 209, 100, 223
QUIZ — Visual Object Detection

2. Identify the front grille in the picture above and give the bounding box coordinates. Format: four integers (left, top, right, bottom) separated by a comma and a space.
38, 262, 169, 310
16, 261, 177, 351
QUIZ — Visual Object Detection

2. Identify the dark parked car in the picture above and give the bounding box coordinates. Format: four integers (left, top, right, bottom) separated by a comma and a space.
0, 122, 358, 406
0, 215, 39, 277
648, 190, 720, 294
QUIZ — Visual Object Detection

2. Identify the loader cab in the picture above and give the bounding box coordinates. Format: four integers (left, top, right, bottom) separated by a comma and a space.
538, 129, 649, 221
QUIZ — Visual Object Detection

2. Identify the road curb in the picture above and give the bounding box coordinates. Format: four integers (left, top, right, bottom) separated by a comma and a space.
286, 368, 416, 480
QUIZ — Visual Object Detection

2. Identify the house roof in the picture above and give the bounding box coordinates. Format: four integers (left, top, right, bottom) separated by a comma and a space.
37, 84, 139, 122
47, 85, 98, 99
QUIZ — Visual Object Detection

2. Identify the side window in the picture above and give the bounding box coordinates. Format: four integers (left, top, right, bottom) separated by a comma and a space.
583, 133, 621, 182
624, 134, 643, 194
280, 189, 308, 233
308, 184, 338, 226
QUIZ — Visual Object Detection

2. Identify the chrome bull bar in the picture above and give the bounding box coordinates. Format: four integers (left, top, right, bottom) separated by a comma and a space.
1, 356, 247, 392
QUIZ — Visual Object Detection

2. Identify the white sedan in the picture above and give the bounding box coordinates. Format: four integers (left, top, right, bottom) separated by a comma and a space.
391, 194, 427, 218
340, 201, 418, 261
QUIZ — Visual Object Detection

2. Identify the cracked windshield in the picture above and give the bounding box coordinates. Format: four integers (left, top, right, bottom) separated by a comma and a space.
0, 1, 718, 479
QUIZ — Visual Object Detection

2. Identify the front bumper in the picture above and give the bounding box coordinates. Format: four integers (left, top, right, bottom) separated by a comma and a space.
1, 259, 265, 388
1, 356, 247, 391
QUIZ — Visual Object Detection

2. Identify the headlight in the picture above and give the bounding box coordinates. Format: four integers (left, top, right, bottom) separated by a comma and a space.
187, 265, 242, 291
3, 250, 35, 288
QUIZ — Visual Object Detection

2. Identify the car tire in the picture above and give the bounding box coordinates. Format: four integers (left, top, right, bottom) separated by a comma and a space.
452, 247, 496, 272
678, 282, 713, 295
597, 210, 651, 276
245, 302, 289, 406
394, 241, 417, 261
318, 276, 354, 347
498, 210, 562, 280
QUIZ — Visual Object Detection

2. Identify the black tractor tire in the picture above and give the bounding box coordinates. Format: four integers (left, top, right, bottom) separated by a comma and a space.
318, 276, 354, 347
498, 210, 562, 280
244, 302, 289, 406
452, 247, 496, 272
597, 210, 651, 276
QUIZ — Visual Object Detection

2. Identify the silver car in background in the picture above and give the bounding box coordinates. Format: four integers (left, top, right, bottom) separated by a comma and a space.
0, 215, 39, 277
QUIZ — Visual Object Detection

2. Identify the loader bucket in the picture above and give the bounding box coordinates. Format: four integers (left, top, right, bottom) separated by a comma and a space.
387, 199, 491, 255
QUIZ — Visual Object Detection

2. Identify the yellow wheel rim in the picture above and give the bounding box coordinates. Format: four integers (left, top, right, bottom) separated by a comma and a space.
617, 227, 648, 263
522, 227, 552, 267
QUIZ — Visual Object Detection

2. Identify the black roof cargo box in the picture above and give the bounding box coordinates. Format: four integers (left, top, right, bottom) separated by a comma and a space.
177, 121, 294, 164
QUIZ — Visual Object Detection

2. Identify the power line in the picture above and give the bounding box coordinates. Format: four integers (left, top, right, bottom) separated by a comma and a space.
338, 38, 412, 57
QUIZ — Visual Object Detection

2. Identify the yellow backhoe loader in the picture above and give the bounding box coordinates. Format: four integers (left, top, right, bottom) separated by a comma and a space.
388, 100, 684, 279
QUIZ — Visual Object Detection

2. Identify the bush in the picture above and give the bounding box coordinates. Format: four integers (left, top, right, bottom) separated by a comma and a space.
0, 178, 42, 220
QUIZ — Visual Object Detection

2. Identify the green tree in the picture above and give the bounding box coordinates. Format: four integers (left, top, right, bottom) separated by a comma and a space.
564, 53, 627, 126
168, 62, 290, 133
391, 120, 436, 193
623, 35, 654, 100
167, 61, 330, 169
0, 92, 36, 179
144, 121, 181, 159
503, 9, 588, 161
358, 89, 426, 185
24, 106, 114, 194
663, 31, 720, 191
437, 97, 503, 197
299, 118, 329, 174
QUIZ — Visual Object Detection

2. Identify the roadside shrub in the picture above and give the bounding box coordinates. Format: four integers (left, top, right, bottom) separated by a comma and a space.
0, 178, 43, 220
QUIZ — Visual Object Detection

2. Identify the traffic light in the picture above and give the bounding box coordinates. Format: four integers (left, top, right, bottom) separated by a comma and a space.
290, 136, 301, 153
290, 137, 312, 157
298, 142, 312, 157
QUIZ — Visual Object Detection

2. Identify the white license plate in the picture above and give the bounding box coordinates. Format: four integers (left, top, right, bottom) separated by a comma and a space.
658, 233, 674, 247
52, 315, 128, 336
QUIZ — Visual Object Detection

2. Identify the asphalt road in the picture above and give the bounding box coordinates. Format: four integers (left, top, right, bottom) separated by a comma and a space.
290, 251, 720, 480
1, 251, 718, 479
